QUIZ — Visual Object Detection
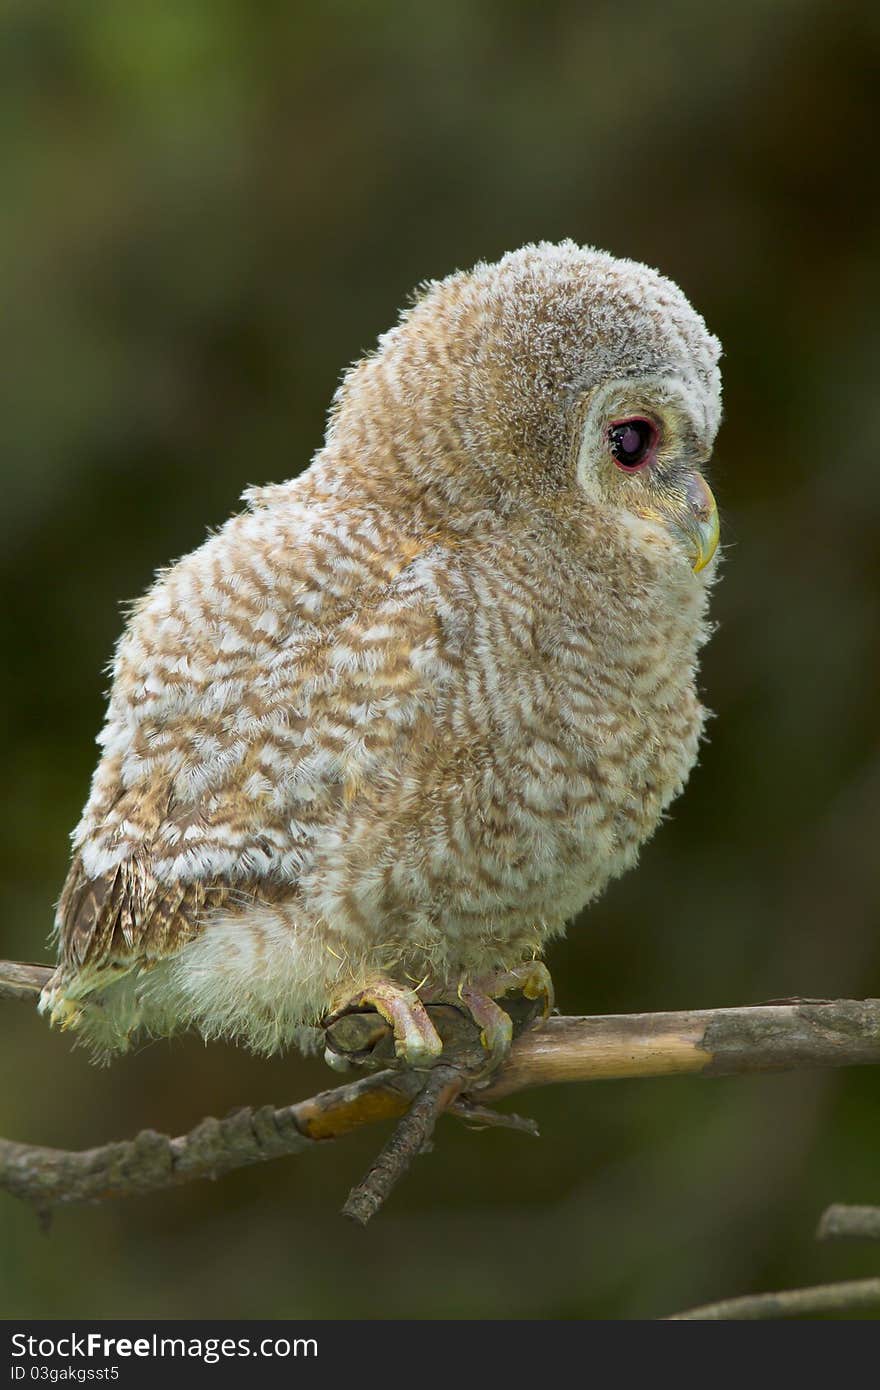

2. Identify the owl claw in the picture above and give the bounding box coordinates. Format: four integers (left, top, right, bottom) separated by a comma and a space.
324, 963, 553, 1074
456, 988, 513, 1069
425, 960, 555, 1071
40, 988, 84, 1033
324, 980, 444, 1069
479, 961, 555, 1017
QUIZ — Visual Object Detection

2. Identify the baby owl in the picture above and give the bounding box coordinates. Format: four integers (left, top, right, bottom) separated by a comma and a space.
42, 241, 722, 1067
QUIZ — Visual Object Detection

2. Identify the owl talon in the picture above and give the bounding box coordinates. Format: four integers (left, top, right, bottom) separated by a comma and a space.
422, 961, 554, 1071
474, 961, 555, 1019
325, 980, 443, 1069
323, 1047, 356, 1073
458, 988, 514, 1069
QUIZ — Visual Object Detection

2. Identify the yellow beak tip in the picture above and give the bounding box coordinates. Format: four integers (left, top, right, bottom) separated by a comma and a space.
692, 517, 720, 573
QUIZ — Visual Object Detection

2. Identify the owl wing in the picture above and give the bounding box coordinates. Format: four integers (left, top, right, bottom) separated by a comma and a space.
55, 491, 459, 982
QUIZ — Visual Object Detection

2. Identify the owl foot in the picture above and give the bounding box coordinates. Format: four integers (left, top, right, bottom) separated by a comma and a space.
468, 960, 554, 1017
323, 962, 553, 1076
426, 960, 554, 1070
323, 980, 444, 1071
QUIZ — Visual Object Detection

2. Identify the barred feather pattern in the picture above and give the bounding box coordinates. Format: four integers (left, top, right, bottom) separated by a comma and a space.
42, 241, 722, 1057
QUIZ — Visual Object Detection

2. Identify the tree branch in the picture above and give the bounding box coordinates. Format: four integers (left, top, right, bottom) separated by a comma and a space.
0, 961, 52, 1002
666, 1277, 880, 1320
817, 1204, 880, 1241
477, 996, 880, 1099
0, 1069, 407, 1213
3, 966, 880, 1219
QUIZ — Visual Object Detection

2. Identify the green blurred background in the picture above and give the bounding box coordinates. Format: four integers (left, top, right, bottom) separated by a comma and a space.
2, 0, 879, 1320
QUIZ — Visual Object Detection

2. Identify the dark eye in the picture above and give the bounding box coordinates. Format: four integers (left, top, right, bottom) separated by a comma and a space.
608, 417, 658, 471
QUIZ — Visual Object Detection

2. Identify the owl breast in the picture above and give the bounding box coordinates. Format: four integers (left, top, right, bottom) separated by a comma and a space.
292, 521, 709, 982
49, 489, 711, 1055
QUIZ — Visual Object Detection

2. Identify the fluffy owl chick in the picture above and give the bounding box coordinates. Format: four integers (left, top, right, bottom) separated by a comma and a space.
41, 241, 722, 1067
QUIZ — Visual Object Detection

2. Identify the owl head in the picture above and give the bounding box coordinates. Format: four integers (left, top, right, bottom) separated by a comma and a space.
326, 241, 722, 575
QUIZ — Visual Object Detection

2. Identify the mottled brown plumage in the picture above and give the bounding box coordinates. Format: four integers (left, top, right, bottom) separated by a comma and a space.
42, 241, 722, 1061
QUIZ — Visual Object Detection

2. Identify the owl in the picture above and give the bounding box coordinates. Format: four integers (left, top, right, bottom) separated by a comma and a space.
40, 241, 722, 1068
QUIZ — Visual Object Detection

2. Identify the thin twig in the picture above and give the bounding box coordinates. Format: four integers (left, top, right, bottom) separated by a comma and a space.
817, 1204, 880, 1242
666, 1276, 880, 1320
448, 1098, 540, 1135
341, 1065, 463, 1225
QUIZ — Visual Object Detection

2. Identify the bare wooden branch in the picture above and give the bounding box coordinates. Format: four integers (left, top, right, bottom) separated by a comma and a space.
8, 958, 880, 1304
0, 961, 52, 1002
666, 1276, 880, 1320
479, 996, 880, 1099
0, 1068, 430, 1211
3, 969, 880, 1217
817, 1204, 880, 1242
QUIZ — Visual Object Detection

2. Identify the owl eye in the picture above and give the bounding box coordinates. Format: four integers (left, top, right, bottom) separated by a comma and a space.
608, 417, 658, 472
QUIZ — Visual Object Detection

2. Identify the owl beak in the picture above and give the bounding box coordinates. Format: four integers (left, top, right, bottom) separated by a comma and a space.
679, 472, 719, 574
